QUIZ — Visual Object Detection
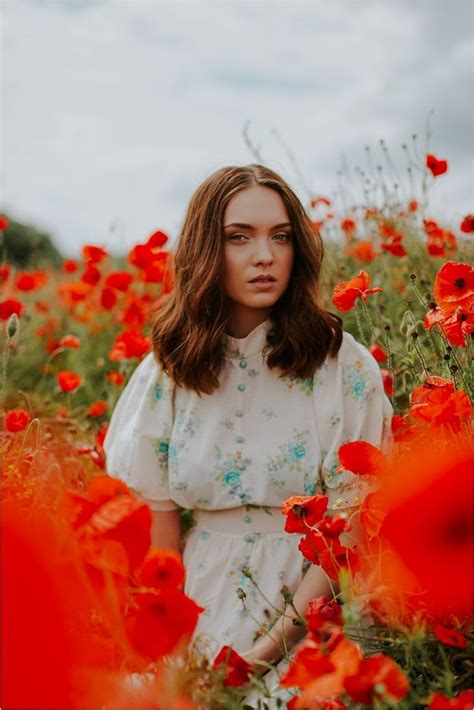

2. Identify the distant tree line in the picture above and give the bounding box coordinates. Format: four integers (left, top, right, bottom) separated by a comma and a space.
1, 216, 64, 268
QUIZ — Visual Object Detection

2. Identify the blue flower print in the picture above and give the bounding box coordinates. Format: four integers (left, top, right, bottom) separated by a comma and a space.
224, 470, 241, 487
290, 443, 306, 459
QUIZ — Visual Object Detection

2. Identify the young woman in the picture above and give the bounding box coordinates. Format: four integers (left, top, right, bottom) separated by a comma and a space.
104, 164, 392, 675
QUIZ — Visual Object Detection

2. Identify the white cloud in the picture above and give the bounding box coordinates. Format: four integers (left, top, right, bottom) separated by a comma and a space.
1, 0, 473, 255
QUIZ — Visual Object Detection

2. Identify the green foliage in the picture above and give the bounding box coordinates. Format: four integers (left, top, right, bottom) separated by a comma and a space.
1, 215, 63, 268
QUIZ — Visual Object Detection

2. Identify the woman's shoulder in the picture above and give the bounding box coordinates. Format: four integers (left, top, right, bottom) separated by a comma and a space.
316, 330, 381, 382
122, 351, 175, 394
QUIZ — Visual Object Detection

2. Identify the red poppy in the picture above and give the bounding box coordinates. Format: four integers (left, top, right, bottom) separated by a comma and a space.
408, 199, 418, 212
143, 261, 167, 283
129, 589, 203, 660
280, 639, 336, 688
82, 245, 109, 264
100, 287, 117, 310
380, 232, 407, 257
108, 330, 151, 361
380, 368, 394, 397
58, 334, 80, 349
434, 625, 467, 649
57, 370, 81, 392
409, 385, 471, 429
348, 241, 376, 263
426, 153, 448, 177
433, 262, 474, 313
311, 196, 332, 208
341, 218, 356, 233
282, 494, 329, 533
63, 259, 78, 273
390, 414, 415, 443
337, 441, 387, 477
5, 409, 31, 433
0, 214, 9, 230
344, 654, 409, 705
305, 596, 343, 633
121, 300, 148, 327
332, 271, 383, 312
460, 214, 474, 233
81, 264, 101, 286
107, 371, 125, 386
363, 431, 473, 622
424, 305, 473, 347
15, 270, 48, 291
136, 549, 184, 590
88, 400, 108, 417
146, 229, 169, 248
369, 343, 387, 363
0, 298, 24, 320
105, 271, 133, 292
95, 424, 108, 450
429, 690, 474, 709
212, 645, 252, 686
0, 264, 10, 283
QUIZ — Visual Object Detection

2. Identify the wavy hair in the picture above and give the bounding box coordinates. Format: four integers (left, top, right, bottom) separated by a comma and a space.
150, 164, 343, 395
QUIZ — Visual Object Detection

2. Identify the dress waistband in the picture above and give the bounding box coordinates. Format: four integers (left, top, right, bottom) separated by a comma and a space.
192, 506, 286, 534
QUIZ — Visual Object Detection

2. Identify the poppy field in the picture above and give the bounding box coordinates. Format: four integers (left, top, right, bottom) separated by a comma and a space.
1, 145, 473, 709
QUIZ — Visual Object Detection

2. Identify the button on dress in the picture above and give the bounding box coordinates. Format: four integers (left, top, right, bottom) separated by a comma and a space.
104, 318, 392, 660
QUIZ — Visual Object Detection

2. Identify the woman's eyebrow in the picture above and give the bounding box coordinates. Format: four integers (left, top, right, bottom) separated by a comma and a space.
223, 222, 292, 230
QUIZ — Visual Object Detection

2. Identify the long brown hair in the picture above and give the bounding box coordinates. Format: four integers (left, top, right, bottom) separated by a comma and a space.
150, 164, 343, 395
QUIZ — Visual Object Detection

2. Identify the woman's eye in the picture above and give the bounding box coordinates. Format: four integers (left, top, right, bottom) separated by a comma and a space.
274, 233, 292, 241
228, 234, 247, 241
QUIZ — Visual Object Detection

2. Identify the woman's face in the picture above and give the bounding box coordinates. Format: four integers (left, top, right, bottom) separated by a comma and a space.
222, 186, 295, 325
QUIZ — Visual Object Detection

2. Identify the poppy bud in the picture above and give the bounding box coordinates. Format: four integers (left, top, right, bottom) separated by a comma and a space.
236, 587, 246, 601
7, 313, 18, 338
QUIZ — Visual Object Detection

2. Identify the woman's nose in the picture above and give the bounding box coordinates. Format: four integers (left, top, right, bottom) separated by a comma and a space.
252, 240, 274, 265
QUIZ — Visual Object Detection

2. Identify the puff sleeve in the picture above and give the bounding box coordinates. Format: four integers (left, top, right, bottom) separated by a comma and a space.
103, 352, 180, 511
312, 331, 393, 511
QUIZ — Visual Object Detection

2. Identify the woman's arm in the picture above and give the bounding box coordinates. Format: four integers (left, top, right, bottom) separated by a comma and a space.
150, 508, 182, 555
241, 564, 333, 671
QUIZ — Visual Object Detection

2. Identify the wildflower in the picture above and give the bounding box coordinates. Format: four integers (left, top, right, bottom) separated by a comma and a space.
305, 596, 343, 633
100, 287, 117, 310
434, 624, 467, 649
310, 196, 332, 208
282, 494, 328, 533
348, 241, 376, 263
57, 370, 81, 392
369, 343, 387, 362
426, 153, 448, 177
341, 218, 357, 233
107, 371, 125, 386
105, 271, 133, 291
58, 334, 80, 349
0, 298, 24, 320
15, 271, 48, 291
7, 313, 19, 337
460, 214, 474, 233
82, 244, 109, 264
429, 690, 474, 709
433, 262, 474, 314
337, 441, 387, 477
81, 264, 101, 286
88, 400, 108, 417
0, 214, 9, 230
408, 199, 418, 212
380, 368, 394, 397
108, 330, 151, 361
136, 549, 185, 590
212, 645, 252, 686
332, 271, 383, 312
129, 589, 203, 659
380, 232, 407, 257
63, 259, 78, 273
409, 382, 471, 428
5, 409, 31, 432
95, 424, 108, 450
0, 264, 10, 283
424, 305, 473, 347
344, 654, 409, 705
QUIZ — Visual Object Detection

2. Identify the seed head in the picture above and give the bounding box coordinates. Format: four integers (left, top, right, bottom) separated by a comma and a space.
7, 313, 18, 338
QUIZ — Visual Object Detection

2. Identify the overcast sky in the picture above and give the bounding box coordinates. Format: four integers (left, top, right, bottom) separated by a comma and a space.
1, 0, 473, 256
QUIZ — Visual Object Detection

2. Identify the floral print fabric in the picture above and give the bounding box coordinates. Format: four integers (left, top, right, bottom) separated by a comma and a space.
104, 318, 392, 656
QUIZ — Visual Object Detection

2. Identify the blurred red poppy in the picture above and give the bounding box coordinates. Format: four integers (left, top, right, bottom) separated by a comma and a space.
332, 271, 383, 312
107, 371, 125, 386
460, 214, 474, 233
305, 596, 343, 633
433, 625, 467, 649
57, 370, 82, 392
63, 259, 78, 273
212, 645, 252, 687
341, 218, 356, 233
105, 272, 133, 291
369, 343, 387, 362
109, 330, 151, 361
58, 334, 80, 348
348, 241, 376, 263
0, 298, 24, 320
429, 690, 474, 709
0, 214, 9, 230
344, 654, 409, 705
101, 287, 117, 310
88, 400, 108, 417
15, 270, 48, 291
5, 409, 31, 432
380, 368, 394, 397
82, 245, 109, 264
81, 264, 102, 286
136, 549, 185, 590
426, 153, 448, 177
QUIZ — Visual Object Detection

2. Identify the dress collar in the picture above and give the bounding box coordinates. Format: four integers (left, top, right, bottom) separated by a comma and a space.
223, 318, 272, 359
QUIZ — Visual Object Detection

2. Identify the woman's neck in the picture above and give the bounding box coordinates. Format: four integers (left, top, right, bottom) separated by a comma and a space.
225, 308, 271, 339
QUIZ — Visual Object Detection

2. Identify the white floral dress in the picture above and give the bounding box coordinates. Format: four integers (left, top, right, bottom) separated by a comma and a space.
104, 318, 392, 661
